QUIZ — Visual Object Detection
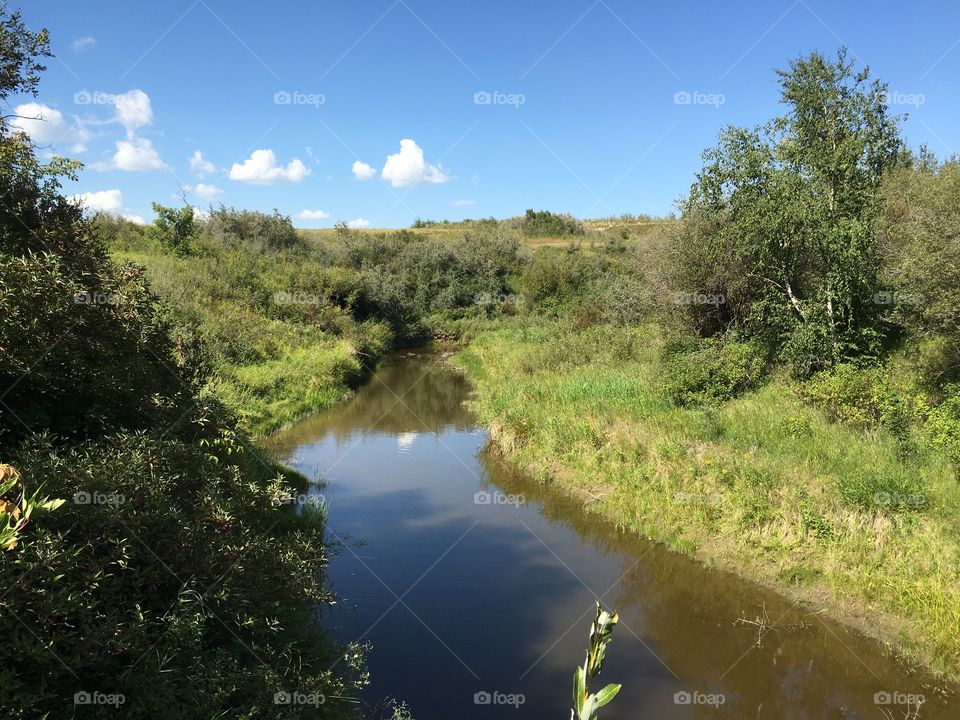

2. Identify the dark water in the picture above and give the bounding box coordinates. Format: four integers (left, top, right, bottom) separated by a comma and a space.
268, 349, 955, 719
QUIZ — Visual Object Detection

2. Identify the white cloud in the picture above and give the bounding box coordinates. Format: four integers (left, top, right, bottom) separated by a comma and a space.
68, 189, 123, 213
9, 102, 90, 151
352, 160, 376, 180
380, 139, 449, 188
229, 149, 310, 184
451, 199, 476, 207
298, 209, 330, 220
189, 150, 216, 177
346, 218, 370, 228
72, 36, 96, 52
122, 213, 146, 225
192, 183, 222, 200
112, 136, 167, 171
113, 89, 153, 133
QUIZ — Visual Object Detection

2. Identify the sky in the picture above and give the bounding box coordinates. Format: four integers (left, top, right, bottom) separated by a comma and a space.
10, 0, 960, 228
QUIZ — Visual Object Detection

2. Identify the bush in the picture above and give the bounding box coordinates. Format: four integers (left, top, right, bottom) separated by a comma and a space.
2, 432, 366, 719
663, 339, 766, 406
204, 206, 301, 252
521, 209, 583, 237
799, 363, 912, 431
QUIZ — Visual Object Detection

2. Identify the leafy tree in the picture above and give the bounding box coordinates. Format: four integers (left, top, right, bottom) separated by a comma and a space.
146, 201, 200, 254
677, 49, 905, 374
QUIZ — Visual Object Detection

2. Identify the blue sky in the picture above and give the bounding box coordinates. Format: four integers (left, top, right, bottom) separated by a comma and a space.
12, 0, 960, 228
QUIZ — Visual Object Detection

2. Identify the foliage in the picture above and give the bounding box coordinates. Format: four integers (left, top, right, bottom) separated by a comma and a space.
571, 604, 621, 720
663, 339, 767, 406
205, 205, 302, 251
677, 49, 904, 375
1, 432, 367, 719
145, 201, 200, 255
521, 209, 583, 238
879, 156, 960, 387
0, 462, 62, 550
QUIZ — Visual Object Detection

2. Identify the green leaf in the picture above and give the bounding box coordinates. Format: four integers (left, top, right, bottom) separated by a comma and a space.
594, 683, 621, 710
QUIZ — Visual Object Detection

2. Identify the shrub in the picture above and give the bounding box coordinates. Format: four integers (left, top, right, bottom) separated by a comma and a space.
521, 209, 583, 237
663, 340, 766, 406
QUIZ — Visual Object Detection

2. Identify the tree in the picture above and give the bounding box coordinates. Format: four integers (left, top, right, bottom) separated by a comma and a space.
145, 200, 199, 254
676, 49, 905, 374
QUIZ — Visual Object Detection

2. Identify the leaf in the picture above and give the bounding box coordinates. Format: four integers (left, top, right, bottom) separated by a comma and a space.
593, 683, 621, 710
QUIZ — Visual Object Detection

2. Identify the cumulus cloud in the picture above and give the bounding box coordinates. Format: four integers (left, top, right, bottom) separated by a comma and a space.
189, 150, 216, 177
72, 36, 96, 52
113, 89, 153, 133
191, 183, 222, 200
229, 149, 310, 184
451, 199, 476, 207
380, 139, 449, 188
111, 136, 167, 171
9, 102, 90, 151
346, 218, 370, 228
122, 213, 145, 225
68, 189, 123, 213
352, 160, 376, 180
299, 209, 330, 220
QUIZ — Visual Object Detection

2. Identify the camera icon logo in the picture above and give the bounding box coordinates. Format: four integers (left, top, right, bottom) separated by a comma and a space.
74, 691, 92, 705
673, 90, 692, 105
474, 91, 492, 105
474, 491, 492, 505
274, 691, 292, 705
74, 90, 92, 105
73, 491, 91, 505
273, 91, 292, 105
674, 691, 692, 704
474, 691, 492, 705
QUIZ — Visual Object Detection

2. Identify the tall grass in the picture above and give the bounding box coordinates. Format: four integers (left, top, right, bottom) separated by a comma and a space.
456, 321, 960, 680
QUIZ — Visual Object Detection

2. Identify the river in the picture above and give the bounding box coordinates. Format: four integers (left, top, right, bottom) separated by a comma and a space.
267, 349, 952, 719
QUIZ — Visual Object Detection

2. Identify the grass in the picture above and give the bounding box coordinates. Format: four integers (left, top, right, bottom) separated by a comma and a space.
455, 320, 960, 681
110, 237, 391, 435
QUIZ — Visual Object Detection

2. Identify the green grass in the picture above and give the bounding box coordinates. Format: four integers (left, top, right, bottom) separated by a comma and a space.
111, 238, 391, 435
456, 321, 960, 681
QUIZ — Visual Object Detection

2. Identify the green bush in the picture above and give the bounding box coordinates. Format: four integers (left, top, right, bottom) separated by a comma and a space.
2, 431, 366, 719
799, 363, 915, 441
663, 339, 766, 406
521, 209, 583, 237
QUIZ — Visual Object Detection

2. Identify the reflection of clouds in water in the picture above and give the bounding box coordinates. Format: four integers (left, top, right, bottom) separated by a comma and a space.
397, 432, 418, 452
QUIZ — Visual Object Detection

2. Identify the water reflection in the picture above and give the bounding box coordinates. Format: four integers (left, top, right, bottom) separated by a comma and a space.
270, 350, 956, 719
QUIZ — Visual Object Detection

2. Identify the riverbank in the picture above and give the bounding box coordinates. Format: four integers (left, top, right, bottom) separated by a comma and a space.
454, 320, 960, 685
